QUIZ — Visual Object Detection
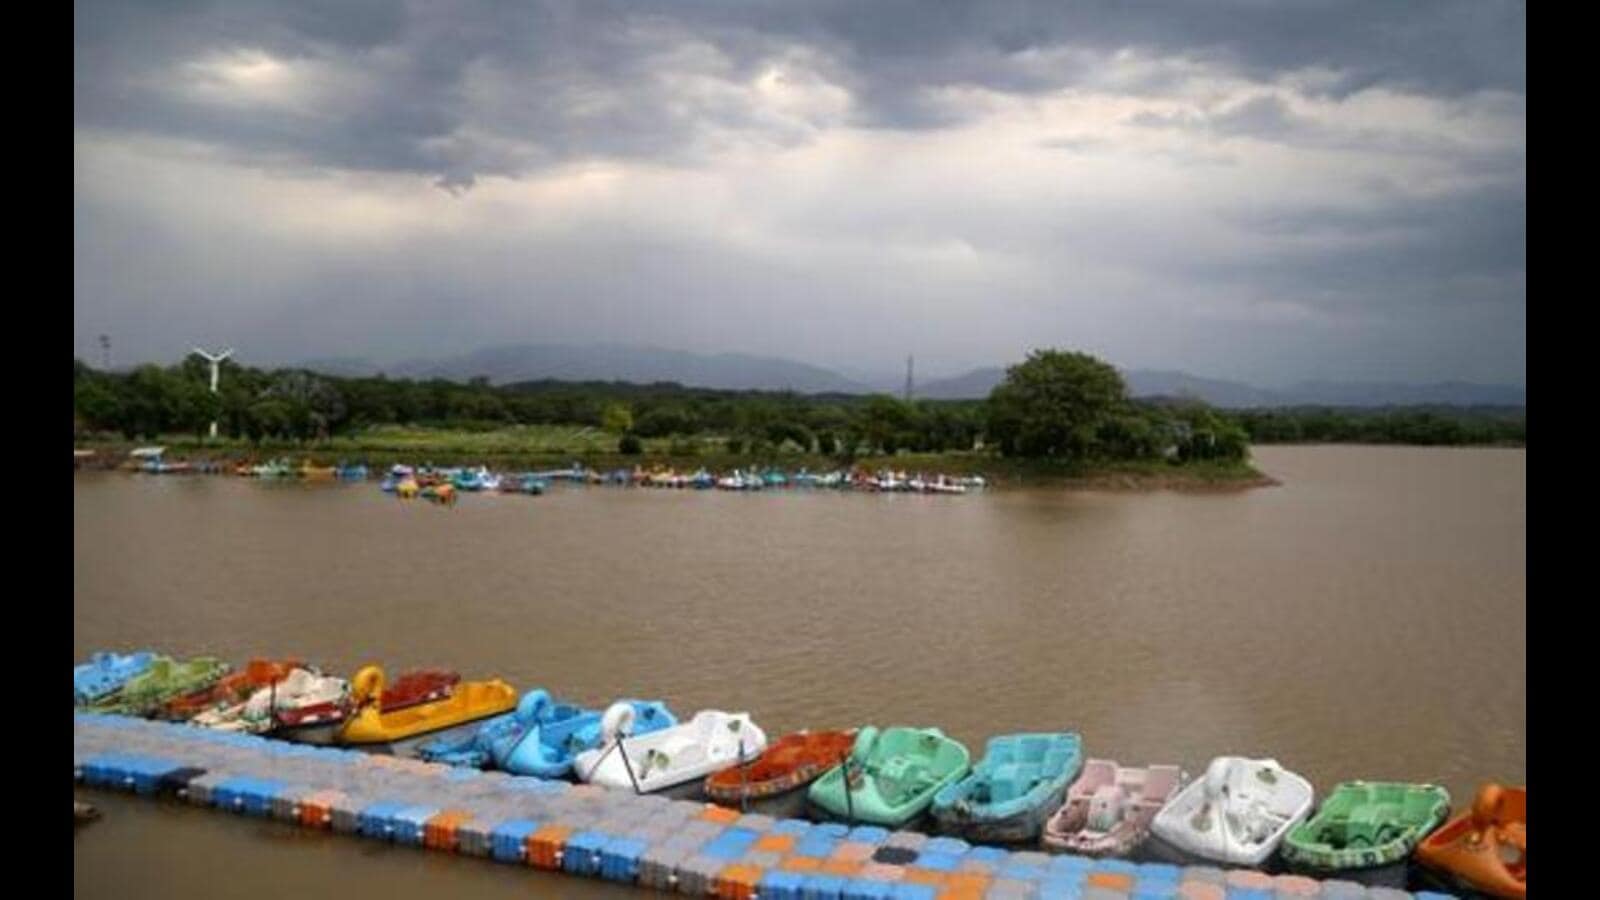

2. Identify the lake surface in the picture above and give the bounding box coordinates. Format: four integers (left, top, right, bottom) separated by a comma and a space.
73, 445, 1525, 898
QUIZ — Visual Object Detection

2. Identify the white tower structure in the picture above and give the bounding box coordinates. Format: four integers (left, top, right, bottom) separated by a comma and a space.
190, 347, 234, 439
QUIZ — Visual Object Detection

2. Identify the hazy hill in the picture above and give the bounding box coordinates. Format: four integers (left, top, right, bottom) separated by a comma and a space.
303, 343, 874, 393
291, 345, 1524, 409
917, 367, 1524, 408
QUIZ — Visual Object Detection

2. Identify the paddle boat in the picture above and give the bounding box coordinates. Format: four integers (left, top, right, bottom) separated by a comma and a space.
478, 470, 502, 492
1415, 782, 1525, 898
196, 666, 459, 737
690, 469, 715, 489
1041, 759, 1186, 858
337, 665, 516, 745
194, 666, 351, 735
142, 456, 192, 474
158, 658, 303, 721
501, 698, 674, 776
573, 707, 767, 793
87, 655, 231, 717
453, 468, 486, 491
336, 463, 368, 481
927, 476, 969, 495
395, 476, 420, 499
705, 729, 857, 806
421, 483, 456, 504
931, 731, 1083, 843
251, 459, 292, 478
299, 461, 336, 479
808, 726, 971, 828
74, 651, 157, 705
521, 475, 548, 495
1148, 756, 1315, 867
379, 461, 412, 490
416, 688, 583, 768
419, 690, 677, 777
1280, 781, 1451, 886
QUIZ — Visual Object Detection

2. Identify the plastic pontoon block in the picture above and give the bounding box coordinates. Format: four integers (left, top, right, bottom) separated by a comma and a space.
561, 829, 610, 876
598, 835, 648, 883
487, 819, 540, 863
423, 809, 475, 851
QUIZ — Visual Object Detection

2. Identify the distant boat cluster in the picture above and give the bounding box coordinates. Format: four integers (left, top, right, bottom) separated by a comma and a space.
82, 449, 987, 501
379, 464, 986, 503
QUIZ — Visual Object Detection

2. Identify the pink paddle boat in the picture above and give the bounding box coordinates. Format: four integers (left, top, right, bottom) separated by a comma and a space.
1042, 759, 1186, 857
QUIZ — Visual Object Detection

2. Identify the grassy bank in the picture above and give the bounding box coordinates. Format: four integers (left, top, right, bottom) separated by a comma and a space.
73, 425, 1275, 490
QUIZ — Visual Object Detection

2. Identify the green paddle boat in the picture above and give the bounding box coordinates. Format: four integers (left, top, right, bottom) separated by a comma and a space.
88, 656, 231, 717
1280, 780, 1451, 887
807, 726, 970, 828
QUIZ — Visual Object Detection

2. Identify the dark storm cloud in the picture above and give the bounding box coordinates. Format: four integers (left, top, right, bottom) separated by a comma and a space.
75, 0, 1525, 185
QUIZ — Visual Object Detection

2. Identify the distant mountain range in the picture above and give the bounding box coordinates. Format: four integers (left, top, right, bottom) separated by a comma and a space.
300, 344, 874, 394
295, 344, 1524, 408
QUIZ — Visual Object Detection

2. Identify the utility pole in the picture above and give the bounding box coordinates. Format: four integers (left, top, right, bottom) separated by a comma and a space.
98, 335, 110, 371
903, 355, 914, 403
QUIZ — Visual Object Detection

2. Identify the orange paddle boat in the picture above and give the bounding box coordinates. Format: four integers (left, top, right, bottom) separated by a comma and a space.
159, 658, 303, 721
705, 729, 857, 804
1415, 782, 1525, 898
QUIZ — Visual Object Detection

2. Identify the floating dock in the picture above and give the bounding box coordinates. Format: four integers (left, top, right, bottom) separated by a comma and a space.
74, 713, 1457, 899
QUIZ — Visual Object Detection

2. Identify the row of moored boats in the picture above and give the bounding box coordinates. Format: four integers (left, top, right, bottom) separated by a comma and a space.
103, 450, 987, 498
377, 464, 983, 502
73, 650, 1522, 897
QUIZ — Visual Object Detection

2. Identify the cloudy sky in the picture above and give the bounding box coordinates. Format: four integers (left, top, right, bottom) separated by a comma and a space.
74, 1, 1525, 386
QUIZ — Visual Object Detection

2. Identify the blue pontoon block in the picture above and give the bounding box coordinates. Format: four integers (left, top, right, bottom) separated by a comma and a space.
488, 819, 540, 863
561, 830, 609, 876
599, 835, 648, 883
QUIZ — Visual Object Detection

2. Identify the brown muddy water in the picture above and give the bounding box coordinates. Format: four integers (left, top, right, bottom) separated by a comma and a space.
73, 445, 1525, 898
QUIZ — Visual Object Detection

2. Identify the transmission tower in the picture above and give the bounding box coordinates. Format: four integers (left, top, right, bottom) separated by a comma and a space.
904, 355, 914, 403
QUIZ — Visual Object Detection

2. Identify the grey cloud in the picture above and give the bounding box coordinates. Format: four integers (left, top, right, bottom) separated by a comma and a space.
75, 0, 1524, 188
73, 1, 1526, 386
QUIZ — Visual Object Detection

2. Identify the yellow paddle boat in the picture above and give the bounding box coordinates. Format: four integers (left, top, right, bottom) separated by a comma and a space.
337, 665, 516, 745
299, 461, 337, 479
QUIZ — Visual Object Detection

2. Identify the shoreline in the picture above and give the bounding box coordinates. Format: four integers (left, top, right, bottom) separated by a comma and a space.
71, 437, 1276, 492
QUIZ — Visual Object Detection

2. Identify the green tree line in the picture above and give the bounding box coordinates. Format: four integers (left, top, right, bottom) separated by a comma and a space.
76, 350, 1518, 460
1233, 406, 1525, 445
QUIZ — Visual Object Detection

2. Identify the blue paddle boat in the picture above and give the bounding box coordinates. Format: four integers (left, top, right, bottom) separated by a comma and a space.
418, 689, 586, 768
336, 463, 368, 481
520, 475, 548, 495
418, 690, 676, 778
930, 731, 1083, 843
74, 651, 158, 706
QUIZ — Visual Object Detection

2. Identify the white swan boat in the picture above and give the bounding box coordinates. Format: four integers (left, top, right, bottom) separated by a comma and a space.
1150, 756, 1314, 866
572, 707, 768, 793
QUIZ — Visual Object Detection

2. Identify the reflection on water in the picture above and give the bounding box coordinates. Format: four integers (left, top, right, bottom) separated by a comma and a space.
74, 445, 1525, 898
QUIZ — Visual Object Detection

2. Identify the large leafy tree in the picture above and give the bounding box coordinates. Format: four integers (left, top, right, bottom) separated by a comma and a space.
985, 349, 1128, 459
